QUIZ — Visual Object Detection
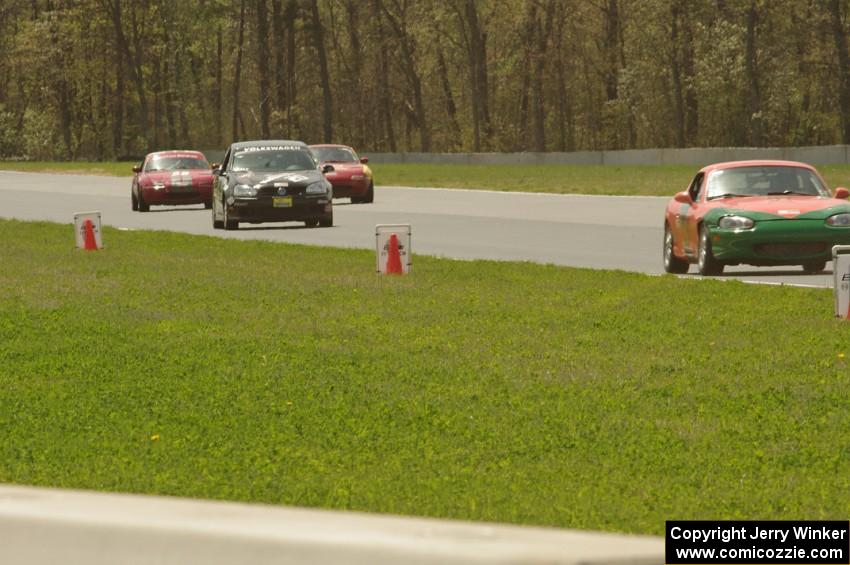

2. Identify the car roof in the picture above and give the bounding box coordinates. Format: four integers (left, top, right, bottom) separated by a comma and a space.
230, 140, 308, 149
699, 160, 817, 174
147, 150, 206, 158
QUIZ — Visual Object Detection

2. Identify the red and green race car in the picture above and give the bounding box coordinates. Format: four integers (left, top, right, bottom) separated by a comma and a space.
663, 160, 850, 275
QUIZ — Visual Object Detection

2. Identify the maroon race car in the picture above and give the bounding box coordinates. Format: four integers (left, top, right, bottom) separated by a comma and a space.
131, 150, 214, 212
309, 144, 374, 203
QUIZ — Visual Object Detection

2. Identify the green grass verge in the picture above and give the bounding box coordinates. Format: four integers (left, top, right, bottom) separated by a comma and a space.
6, 160, 850, 196
0, 161, 133, 177
1, 218, 849, 534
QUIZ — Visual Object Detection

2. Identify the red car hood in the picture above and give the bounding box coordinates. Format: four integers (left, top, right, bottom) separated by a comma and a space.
141, 170, 213, 183
707, 194, 843, 217
323, 163, 364, 174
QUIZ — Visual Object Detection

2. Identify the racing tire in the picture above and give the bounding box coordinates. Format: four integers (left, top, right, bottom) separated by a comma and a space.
319, 213, 333, 228
137, 190, 149, 212
223, 201, 238, 230
212, 198, 224, 229
663, 225, 689, 274
204, 200, 212, 210
131, 190, 138, 211
697, 225, 724, 276
363, 182, 374, 204
802, 261, 826, 274
304, 218, 319, 228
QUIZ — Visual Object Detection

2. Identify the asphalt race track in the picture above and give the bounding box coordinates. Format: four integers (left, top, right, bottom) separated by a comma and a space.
0, 171, 835, 288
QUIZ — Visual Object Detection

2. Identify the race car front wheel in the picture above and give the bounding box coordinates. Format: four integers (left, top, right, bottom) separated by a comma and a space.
223, 201, 238, 230
697, 225, 724, 276
212, 199, 224, 229
802, 261, 826, 274
663, 225, 689, 274
137, 190, 149, 212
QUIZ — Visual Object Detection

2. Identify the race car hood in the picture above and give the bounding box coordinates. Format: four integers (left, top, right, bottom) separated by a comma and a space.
323, 163, 366, 178
705, 195, 850, 219
229, 169, 325, 188
141, 170, 214, 185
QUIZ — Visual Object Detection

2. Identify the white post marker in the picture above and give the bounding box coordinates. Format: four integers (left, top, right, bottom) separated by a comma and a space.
834, 246, 850, 318
73, 211, 103, 250
376, 224, 412, 274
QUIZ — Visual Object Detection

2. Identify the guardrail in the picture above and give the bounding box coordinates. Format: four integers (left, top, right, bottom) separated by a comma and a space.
0, 484, 664, 564
362, 145, 850, 166
200, 144, 850, 168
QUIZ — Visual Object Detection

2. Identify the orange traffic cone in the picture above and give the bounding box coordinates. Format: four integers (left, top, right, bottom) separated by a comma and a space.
386, 233, 403, 274
83, 219, 98, 251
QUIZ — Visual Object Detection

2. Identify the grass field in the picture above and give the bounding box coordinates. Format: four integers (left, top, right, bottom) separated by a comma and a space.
6, 160, 850, 196
1, 219, 849, 535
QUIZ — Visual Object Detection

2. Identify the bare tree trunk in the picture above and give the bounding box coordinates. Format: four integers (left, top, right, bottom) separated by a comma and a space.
309, 0, 332, 142
373, 0, 396, 151
256, 0, 271, 138
112, 25, 124, 156
379, 0, 429, 151
670, 1, 685, 147
272, 0, 286, 124
830, 0, 850, 143
214, 26, 223, 146
682, 11, 697, 145
163, 27, 177, 149
345, 0, 365, 147
436, 47, 461, 149
457, 0, 490, 151
232, 0, 246, 141
745, 0, 762, 146
284, 0, 297, 137
109, 0, 149, 150
531, 1, 554, 152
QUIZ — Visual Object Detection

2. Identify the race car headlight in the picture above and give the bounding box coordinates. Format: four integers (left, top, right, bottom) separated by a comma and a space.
305, 181, 330, 195
233, 183, 257, 197
827, 213, 850, 226
718, 215, 754, 229
152, 182, 166, 190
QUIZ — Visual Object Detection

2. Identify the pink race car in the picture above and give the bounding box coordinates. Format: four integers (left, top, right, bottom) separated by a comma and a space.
131, 150, 214, 212
309, 144, 374, 203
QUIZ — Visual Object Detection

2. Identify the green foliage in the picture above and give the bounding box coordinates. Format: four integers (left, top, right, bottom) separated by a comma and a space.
20, 110, 60, 161
1, 1, 849, 158
1, 219, 850, 533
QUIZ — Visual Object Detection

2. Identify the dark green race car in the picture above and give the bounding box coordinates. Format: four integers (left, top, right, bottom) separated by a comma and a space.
663, 160, 850, 275
211, 140, 334, 230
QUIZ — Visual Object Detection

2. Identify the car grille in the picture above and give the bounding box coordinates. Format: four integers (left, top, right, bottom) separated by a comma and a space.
256, 185, 304, 196
754, 242, 827, 257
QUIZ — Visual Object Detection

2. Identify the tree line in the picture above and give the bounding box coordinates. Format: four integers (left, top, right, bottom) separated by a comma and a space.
1, 0, 850, 160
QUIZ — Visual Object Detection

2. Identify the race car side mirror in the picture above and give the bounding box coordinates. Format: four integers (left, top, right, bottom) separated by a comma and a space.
360, 157, 369, 164
132, 165, 142, 173
322, 164, 335, 173
835, 187, 850, 199
674, 191, 693, 204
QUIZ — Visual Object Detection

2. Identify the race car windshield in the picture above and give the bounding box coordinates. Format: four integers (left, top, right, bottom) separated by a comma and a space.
231, 150, 317, 172
706, 166, 829, 200
311, 147, 357, 163
145, 157, 209, 172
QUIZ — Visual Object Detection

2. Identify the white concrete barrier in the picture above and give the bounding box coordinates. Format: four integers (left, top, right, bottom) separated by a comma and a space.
0, 484, 664, 565
350, 144, 850, 166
